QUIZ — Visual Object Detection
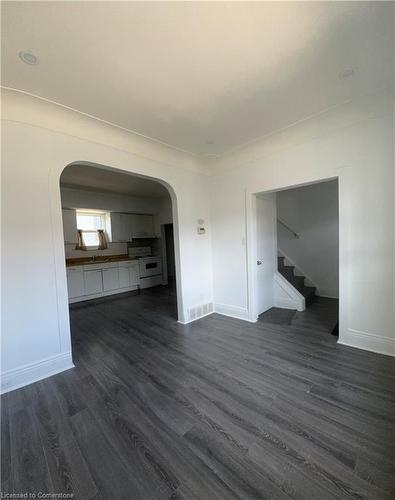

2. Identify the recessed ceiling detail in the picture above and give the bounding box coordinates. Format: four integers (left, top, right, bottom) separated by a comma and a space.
2, 2, 393, 156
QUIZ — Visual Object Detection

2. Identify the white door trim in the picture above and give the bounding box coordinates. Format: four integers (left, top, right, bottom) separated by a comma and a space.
245, 189, 258, 322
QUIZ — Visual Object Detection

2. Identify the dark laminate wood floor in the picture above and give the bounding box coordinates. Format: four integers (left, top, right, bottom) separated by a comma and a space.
2, 286, 395, 499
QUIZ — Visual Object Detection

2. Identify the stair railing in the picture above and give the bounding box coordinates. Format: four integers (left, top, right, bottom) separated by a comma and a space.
277, 219, 299, 238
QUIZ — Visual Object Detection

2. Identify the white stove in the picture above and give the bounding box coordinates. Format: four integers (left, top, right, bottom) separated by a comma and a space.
129, 247, 162, 283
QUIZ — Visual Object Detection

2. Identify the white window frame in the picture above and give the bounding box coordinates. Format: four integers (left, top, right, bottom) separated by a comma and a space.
76, 210, 109, 249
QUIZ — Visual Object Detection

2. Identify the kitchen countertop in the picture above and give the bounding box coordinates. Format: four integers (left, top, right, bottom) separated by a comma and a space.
66, 254, 138, 267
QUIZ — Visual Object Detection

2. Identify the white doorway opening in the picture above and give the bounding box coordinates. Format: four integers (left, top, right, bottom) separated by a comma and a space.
59, 161, 184, 323
247, 177, 340, 336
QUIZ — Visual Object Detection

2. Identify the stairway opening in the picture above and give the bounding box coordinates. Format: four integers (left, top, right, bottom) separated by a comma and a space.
252, 178, 339, 336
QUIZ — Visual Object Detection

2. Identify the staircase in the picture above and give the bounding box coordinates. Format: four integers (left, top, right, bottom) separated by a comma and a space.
278, 256, 316, 306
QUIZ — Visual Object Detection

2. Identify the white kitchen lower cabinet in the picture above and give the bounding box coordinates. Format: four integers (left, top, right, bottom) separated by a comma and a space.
84, 269, 103, 295
66, 267, 84, 298
118, 266, 130, 288
129, 264, 140, 286
67, 259, 158, 303
102, 267, 120, 291
119, 262, 140, 288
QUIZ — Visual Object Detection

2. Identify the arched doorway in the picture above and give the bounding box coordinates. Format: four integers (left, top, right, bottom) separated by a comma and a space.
58, 161, 184, 351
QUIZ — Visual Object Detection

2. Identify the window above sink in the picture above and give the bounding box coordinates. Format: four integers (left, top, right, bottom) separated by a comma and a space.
76, 209, 110, 248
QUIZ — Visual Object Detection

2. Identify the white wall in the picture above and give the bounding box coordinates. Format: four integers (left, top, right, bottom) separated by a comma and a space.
1, 89, 213, 392
211, 90, 394, 356
65, 241, 128, 260
61, 185, 164, 214
277, 180, 339, 298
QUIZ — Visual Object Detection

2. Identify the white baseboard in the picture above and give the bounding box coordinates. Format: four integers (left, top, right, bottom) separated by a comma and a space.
69, 285, 139, 303
316, 289, 339, 299
178, 311, 214, 325
214, 303, 255, 322
339, 329, 395, 357
1, 351, 74, 394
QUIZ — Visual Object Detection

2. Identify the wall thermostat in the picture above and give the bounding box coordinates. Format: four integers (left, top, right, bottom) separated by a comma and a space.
197, 219, 206, 234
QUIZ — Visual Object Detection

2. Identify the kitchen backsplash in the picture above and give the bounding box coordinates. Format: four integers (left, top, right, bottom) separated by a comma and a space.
65, 238, 161, 259
64, 242, 128, 259
128, 238, 161, 255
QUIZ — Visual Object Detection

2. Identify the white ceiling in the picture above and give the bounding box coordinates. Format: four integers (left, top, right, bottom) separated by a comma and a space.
2, 2, 393, 156
61, 164, 170, 198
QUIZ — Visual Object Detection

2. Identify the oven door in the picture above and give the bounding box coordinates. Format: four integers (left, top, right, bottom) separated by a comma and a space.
139, 258, 162, 278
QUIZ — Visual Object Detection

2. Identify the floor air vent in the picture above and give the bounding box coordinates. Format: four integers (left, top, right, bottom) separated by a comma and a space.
187, 302, 213, 322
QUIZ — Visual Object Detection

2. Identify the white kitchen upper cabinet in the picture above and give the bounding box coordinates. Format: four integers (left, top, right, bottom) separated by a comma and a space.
122, 214, 135, 242
110, 213, 155, 241
110, 213, 127, 242
84, 269, 103, 295
102, 267, 120, 291
130, 214, 155, 238
66, 267, 84, 298
62, 209, 77, 243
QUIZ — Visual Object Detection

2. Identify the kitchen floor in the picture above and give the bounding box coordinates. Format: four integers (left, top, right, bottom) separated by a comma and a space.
2, 286, 394, 499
